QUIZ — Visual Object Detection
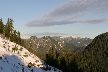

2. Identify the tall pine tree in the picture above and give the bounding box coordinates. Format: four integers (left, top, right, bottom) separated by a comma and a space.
5, 18, 14, 40
0, 18, 4, 34
17, 31, 21, 45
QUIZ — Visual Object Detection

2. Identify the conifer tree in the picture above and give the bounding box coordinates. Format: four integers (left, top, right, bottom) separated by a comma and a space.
5, 18, 14, 39
28, 42, 33, 53
17, 31, 21, 45
9, 18, 14, 40
20, 39, 26, 48
13, 30, 17, 43
5, 19, 9, 38
0, 18, 4, 34
46, 45, 59, 67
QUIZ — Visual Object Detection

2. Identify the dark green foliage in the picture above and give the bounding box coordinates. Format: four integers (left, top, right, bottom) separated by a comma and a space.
17, 31, 21, 45
12, 45, 18, 53
45, 45, 58, 67
28, 42, 33, 53
45, 46, 81, 72
23, 55, 28, 57
5, 18, 14, 39
0, 18, 4, 34
20, 39, 26, 48
35, 53, 46, 60
0, 18, 26, 48
77, 32, 108, 72
12, 30, 17, 42
45, 32, 108, 72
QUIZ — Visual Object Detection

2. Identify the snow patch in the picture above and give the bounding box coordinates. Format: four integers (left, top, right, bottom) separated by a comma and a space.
0, 37, 62, 72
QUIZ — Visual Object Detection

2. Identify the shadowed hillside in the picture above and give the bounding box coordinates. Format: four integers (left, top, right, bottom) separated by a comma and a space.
77, 32, 108, 72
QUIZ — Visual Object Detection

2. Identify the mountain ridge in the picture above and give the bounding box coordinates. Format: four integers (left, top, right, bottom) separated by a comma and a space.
76, 32, 108, 72
0, 36, 61, 72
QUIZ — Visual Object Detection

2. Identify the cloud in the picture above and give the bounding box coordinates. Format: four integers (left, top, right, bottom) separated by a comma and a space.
22, 32, 89, 38
28, 32, 68, 36
25, 32, 89, 36
82, 18, 108, 24
26, 0, 108, 27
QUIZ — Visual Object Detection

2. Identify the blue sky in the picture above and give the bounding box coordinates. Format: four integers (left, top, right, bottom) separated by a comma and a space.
0, 0, 108, 39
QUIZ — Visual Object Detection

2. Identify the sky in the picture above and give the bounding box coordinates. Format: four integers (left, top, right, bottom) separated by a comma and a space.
0, 0, 108, 39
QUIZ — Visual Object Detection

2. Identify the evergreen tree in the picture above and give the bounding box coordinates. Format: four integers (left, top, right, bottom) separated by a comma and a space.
28, 42, 33, 53
5, 18, 14, 39
46, 45, 58, 67
0, 18, 4, 34
20, 39, 26, 48
13, 30, 17, 43
17, 31, 21, 45
5, 19, 9, 38
0, 18, 26, 48
9, 18, 14, 41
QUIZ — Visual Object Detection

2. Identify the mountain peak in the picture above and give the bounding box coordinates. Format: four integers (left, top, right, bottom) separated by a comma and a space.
59, 35, 78, 39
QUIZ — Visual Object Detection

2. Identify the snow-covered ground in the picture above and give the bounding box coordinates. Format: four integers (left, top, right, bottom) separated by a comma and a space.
0, 37, 61, 72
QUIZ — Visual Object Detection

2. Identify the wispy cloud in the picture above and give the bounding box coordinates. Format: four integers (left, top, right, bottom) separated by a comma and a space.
24, 32, 89, 37
28, 32, 67, 36
82, 18, 108, 24
21, 32, 89, 39
26, 0, 108, 27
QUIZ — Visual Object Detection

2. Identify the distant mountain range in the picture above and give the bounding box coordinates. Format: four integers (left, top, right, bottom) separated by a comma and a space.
52, 36, 92, 47
23, 35, 92, 55
24, 36, 76, 54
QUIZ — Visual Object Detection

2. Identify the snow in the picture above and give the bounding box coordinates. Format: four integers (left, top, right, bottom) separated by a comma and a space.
0, 37, 62, 72
21, 35, 30, 39
78, 42, 80, 44
60, 35, 78, 39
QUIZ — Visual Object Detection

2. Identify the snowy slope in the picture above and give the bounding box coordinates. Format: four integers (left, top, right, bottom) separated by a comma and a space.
0, 37, 61, 72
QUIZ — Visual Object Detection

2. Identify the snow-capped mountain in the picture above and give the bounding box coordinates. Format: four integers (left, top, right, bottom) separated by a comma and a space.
24, 36, 76, 55
21, 35, 30, 39
0, 36, 61, 72
52, 36, 92, 47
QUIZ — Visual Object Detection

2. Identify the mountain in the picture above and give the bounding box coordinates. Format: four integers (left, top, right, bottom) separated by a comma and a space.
52, 36, 92, 47
77, 32, 108, 72
24, 36, 77, 55
23, 35, 92, 60
0, 36, 61, 72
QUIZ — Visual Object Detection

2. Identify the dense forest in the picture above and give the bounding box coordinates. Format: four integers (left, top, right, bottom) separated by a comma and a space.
0, 18, 108, 72
44, 33, 108, 72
